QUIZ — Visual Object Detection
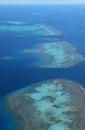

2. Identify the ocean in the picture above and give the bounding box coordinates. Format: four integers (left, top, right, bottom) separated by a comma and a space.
0, 4, 85, 130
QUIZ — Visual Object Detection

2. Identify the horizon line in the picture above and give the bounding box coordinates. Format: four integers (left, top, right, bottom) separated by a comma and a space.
0, 3, 85, 5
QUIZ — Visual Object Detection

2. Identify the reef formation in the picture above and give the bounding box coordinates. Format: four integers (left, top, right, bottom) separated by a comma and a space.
23, 41, 84, 68
5, 79, 85, 130
0, 22, 60, 36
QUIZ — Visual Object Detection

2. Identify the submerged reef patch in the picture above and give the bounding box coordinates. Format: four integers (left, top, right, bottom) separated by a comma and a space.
23, 41, 84, 68
6, 79, 85, 130
0, 23, 60, 36
4, 21, 24, 25
1, 56, 14, 60
0, 21, 84, 68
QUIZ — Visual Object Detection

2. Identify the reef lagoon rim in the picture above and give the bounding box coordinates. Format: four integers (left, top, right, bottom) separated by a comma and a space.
0, 22, 60, 36
5, 79, 85, 130
22, 41, 84, 68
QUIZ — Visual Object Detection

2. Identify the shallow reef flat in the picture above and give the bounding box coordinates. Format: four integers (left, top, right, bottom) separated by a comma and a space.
5, 79, 85, 130
0, 22, 60, 36
23, 41, 84, 68
3, 21, 24, 25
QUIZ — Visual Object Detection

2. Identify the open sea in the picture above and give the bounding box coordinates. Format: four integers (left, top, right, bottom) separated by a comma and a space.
0, 4, 85, 130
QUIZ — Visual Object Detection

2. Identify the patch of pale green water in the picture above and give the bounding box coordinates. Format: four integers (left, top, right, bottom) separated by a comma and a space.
0, 24, 58, 35
25, 82, 76, 129
51, 106, 74, 123
25, 83, 56, 101
43, 42, 67, 67
35, 100, 53, 113
30, 92, 45, 100
35, 83, 57, 93
0, 25, 38, 32
5, 21, 24, 25
48, 123, 70, 130
35, 41, 84, 68
35, 83, 50, 92
26, 83, 63, 101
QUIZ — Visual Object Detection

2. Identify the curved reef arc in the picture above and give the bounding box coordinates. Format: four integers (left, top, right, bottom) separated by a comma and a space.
22, 41, 85, 68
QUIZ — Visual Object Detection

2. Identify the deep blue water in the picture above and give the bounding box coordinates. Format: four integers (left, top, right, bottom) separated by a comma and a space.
0, 4, 85, 130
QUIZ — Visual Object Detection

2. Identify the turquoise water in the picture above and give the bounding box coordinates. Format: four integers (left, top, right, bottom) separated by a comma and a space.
0, 4, 85, 130
0, 24, 57, 36
48, 124, 68, 130
24, 81, 77, 130
0, 98, 16, 130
